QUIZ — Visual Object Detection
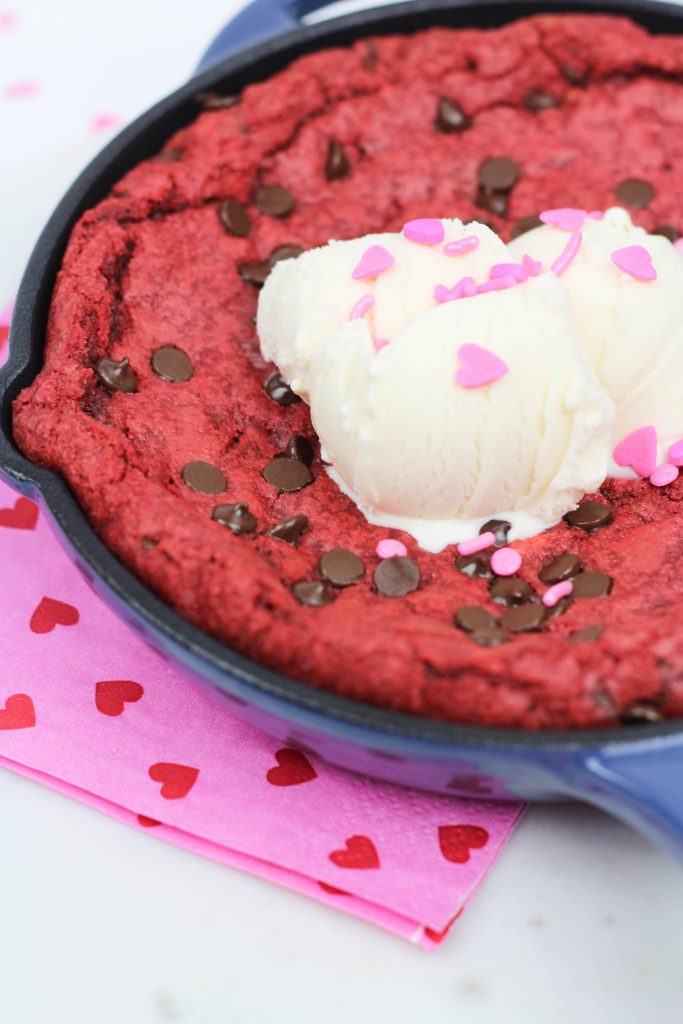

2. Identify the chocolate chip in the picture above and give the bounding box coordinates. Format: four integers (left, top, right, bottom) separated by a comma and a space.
212, 502, 257, 535
283, 435, 313, 465
96, 356, 138, 393
264, 370, 301, 406
653, 224, 679, 243
454, 606, 497, 633
266, 514, 308, 546
269, 244, 304, 265
490, 576, 536, 606
181, 460, 227, 494
620, 702, 662, 725
478, 157, 519, 193
469, 626, 508, 647
476, 188, 510, 217
196, 91, 240, 109
262, 457, 313, 493
570, 624, 604, 644
510, 214, 543, 239
151, 346, 194, 383
480, 519, 511, 548
374, 556, 420, 597
615, 178, 655, 210
539, 552, 583, 585
524, 90, 559, 112
456, 551, 493, 579
219, 198, 251, 237
238, 260, 271, 287
560, 63, 588, 87
563, 501, 613, 533
500, 603, 547, 633
256, 185, 295, 218
325, 140, 351, 181
571, 572, 613, 599
293, 580, 335, 607
319, 548, 364, 587
434, 97, 471, 133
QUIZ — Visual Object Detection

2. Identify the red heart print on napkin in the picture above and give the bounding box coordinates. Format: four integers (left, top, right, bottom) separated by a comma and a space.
95, 680, 144, 717
438, 825, 490, 864
137, 814, 162, 828
0, 693, 36, 730
29, 596, 80, 634
329, 835, 380, 869
266, 748, 318, 786
148, 762, 199, 800
0, 497, 38, 530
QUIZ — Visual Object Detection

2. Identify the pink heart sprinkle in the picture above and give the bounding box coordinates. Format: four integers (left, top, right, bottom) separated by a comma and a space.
668, 440, 683, 466
613, 425, 657, 477
490, 547, 522, 577
444, 236, 479, 256
456, 344, 509, 388
542, 580, 573, 608
376, 539, 408, 559
349, 294, 375, 321
551, 231, 582, 276
540, 208, 587, 232
489, 262, 528, 282
373, 337, 390, 352
522, 253, 543, 277
611, 245, 657, 281
457, 532, 495, 557
650, 464, 679, 487
351, 245, 395, 280
402, 219, 445, 245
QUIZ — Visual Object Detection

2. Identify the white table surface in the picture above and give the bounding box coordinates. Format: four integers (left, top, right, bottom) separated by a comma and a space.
2, 2, 683, 1021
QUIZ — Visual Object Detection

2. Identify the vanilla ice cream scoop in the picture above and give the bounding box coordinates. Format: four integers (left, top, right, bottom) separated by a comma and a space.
257, 219, 613, 551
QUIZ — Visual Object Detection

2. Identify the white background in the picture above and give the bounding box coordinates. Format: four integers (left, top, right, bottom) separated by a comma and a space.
1, 2, 683, 1022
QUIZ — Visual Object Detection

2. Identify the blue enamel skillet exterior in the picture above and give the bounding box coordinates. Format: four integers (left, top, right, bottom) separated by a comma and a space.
1, 0, 683, 859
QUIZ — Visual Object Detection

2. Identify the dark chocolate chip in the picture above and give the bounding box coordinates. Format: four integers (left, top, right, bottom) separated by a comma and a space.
510, 214, 543, 239
524, 90, 559, 112
181, 460, 227, 495
319, 548, 364, 587
570, 624, 604, 644
212, 502, 257, 535
490, 576, 537, 606
454, 606, 497, 633
539, 552, 583, 585
96, 356, 138, 393
374, 556, 420, 598
476, 187, 509, 218
151, 346, 194, 383
478, 157, 519, 193
238, 260, 271, 287
571, 572, 613, 599
283, 435, 313, 466
264, 370, 301, 406
325, 139, 351, 181
560, 63, 588, 87
266, 514, 308, 546
500, 602, 547, 633
219, 198, 252, 237
456, 551, 493, 580
620, 702, 662, 725
262, 457, 313, 493
256, 185, 295, 218
269, 244, 304, 265
653, 224, 679, 243
563, 501, 613, 534
293, 580, 335, 607
196, 91, 240, 109
615, 178, 655, 210
480, 519, 511, 548
434, 97, 471, 133
469, 626, 509, 647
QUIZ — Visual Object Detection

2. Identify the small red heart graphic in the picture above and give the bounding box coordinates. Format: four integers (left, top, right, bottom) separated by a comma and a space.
29, 596, 80, 634
329, 835, 380, 869
438, 824, 489, 864
266, 748, 318, 787
424, 909, 464, 945
0, 694, 36, 730
0, 497, 38, 530
148, 762, 199, 800
95, 679, 144, 717
317, 880, 350, 896
137, 814, 162, 828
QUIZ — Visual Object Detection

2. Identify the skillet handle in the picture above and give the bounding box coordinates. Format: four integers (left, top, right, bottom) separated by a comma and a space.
196, 0, 331, 71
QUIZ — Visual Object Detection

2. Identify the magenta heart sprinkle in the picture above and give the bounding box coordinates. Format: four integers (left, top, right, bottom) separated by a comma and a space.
351, 245, 395, 280
402, 218, 445, 245
668, 439, 683, 466
613, 425, 657, 477
650, 464, 679, 487
456, 344, 509, 388
540, 208, 587, 232
611, 245, 657, 281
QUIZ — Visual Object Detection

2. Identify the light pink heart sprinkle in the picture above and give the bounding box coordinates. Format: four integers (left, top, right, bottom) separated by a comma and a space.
522, 253, 543, 277
490, 547, 522, 577
402, 219, 445, 245
476, 275, 518, 295
351, 245, 395, 280
489, 262, 528, 282
443, 236, 479, 256
650, 464, 679, 487
456, 344, 509, 388
457, 532, 495, 557
611, 245, 657, 281
434, 277, 476, 303
542, 580, 573, 608
373, 337, 390, 352
540, 208, 587, 232
551, 231, 582, 276
613, 425, 657, 477
349, 293, 375, 321
668, 440, 683, 466
376, 539, 408, 559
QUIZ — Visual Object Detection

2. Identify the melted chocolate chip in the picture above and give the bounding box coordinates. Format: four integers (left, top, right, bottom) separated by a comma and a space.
212, 502, 257, 535
615, 178, 655, 210
571, 572, 613, 599
266, 514, 308, 546
560, 63, 588, 87
478, 157, 519, 193
374, 556, 420, 598
181, 460, 227, 495
325, 140, 351, 181
500, 602, 547, 633
96, 356, 138, 393
563, 501, 613, 533
219, 198, 252, 237
490, 576, 536, 606
151, 346, 194, 383
653, 224, 679, 243
454, 606, 497, 633
480, 519, 511, 548
238, 261, 271, 287
469, 626, 508, 647
256, 185, 295, 218
269, 244, 304, 265
434, 97, 471, 133
456, 551, 493, 580
319, 548, 365, 587
262, 457, 313, 493
539, 552, 583, 585
620, 702, 662, 725
283, 435, 313, 466
264, 371, 301, 406
510, 214, 543, 239
524, 90, 559, 112
196, 91, 240, 109
570, 624, 604, 644
293, 580, 335, 607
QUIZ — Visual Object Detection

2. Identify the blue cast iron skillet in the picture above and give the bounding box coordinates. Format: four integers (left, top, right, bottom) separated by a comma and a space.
1, 0, 683, 860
